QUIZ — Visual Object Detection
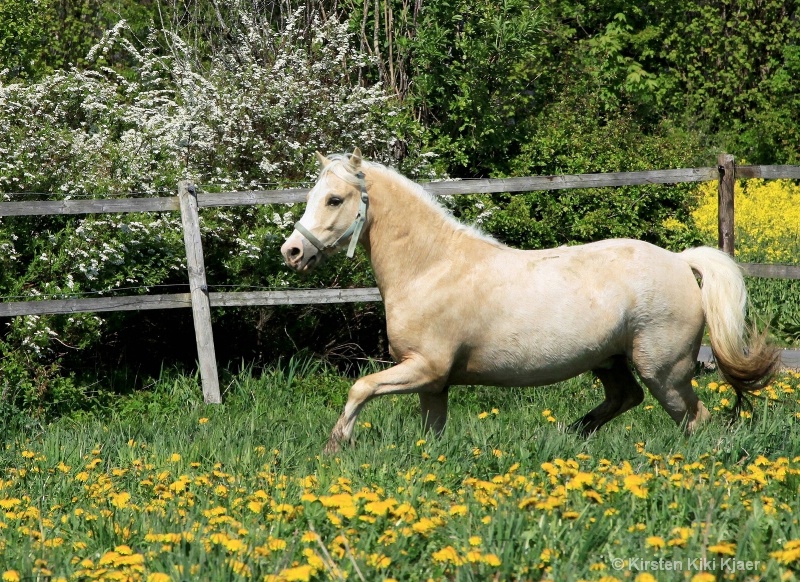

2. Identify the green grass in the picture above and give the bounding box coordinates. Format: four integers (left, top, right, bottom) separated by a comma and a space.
2, 358, 800, 581
747, 277, 800, 347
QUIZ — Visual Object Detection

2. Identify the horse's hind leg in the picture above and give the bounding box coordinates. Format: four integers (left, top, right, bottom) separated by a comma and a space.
419, 387, 449, 436
636, 352, 710, 434
568, 356, 644, 437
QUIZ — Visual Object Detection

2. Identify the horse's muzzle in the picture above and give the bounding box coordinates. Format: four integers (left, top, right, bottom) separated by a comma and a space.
281, 233, 320, 272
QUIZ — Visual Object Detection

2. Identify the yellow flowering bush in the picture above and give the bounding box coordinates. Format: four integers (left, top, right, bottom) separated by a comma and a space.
692, 176, 800, 345
692, 178, 800, 264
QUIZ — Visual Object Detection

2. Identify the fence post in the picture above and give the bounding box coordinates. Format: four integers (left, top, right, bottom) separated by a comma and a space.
178, 180, 221, 404
717, 153, 735, 256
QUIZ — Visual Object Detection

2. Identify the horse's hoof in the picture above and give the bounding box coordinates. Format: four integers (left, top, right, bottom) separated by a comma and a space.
323, 441, 341, 455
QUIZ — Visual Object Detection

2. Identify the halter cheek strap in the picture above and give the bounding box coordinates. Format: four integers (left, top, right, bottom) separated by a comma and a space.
294, 171, 369, 259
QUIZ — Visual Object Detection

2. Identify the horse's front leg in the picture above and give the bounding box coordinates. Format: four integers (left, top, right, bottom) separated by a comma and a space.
324, 357, 445, 454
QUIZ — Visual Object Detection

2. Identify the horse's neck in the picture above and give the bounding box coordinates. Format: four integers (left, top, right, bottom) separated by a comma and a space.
363, 171, 475, 294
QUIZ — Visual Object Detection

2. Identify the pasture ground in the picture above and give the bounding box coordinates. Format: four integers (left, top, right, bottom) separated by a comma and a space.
2, 358, 800, 581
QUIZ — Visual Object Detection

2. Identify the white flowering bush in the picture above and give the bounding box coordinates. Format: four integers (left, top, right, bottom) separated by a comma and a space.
0, 4, 430, 414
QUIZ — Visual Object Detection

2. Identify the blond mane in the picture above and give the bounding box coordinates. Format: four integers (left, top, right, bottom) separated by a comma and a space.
320, 154, 505, 249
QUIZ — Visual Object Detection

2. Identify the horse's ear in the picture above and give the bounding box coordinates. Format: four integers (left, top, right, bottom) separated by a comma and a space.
349, 147, 363, 171
315, 151, 332, 168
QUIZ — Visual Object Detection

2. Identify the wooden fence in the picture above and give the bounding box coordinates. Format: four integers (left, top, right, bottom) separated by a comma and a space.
1, 154, 800, 401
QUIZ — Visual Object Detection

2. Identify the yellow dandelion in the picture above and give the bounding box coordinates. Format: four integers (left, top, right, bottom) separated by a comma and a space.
279, 565, 314, 582
367, 553, 392, 568
770, 539, 800, 564
432, 545, 465, 566
645, 536, 666, 550
478, 411, 489, 419
623, 474, 649, 498
708, 541, 736, 556
411, 517, 438, 535
365, 499, 397, 516
247, 501, 264, 513
2, 571, 21, 582
110, 492, 131, 509
198, 417, 209, 424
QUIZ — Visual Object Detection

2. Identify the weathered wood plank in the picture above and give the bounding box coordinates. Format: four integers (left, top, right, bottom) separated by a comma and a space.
737, 165, 800, 180
197, 189, 310, 207
0, 294, 192, 317
0, 197, 179, 216
698, 346, 800, 368
194, 168, 721, 207
740, 263, 800, 280
0, 288, 384, 317
421, 167, 720, 196
179, 181, 221, 404
209, 287, 383, 307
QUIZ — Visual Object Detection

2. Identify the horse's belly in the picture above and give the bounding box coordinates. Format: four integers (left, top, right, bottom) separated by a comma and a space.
448, 344, 615, 387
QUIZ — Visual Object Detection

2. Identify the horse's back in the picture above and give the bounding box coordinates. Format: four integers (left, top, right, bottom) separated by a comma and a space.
443, 238, 705, 386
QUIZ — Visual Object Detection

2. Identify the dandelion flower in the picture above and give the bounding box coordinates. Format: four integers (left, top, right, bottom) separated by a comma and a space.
708, 541, 736, 556
623, 474, 649, 498
432, 546, 465, 566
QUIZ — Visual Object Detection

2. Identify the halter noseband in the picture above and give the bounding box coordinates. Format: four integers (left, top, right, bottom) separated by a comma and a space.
293, 171, 369, 259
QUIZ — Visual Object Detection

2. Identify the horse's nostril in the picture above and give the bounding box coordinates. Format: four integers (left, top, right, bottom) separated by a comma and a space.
289, 246, 301, 258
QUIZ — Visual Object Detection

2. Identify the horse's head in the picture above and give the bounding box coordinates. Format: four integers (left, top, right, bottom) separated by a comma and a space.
281, 148, 369, 272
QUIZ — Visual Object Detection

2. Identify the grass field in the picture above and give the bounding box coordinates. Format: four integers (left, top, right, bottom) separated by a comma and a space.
2, 358, 800, 581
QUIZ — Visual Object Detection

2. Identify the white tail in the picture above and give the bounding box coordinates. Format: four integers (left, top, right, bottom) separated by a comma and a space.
680, 247, 779, 408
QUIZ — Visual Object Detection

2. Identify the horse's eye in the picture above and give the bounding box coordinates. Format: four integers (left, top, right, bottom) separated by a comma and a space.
327, 196, 343, 207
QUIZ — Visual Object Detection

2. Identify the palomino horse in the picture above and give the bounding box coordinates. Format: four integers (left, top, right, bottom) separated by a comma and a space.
281, 149, 779, 453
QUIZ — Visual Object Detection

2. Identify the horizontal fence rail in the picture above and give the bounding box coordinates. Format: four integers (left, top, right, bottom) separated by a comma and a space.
0, 197, 179, 216
0, 288, 385, 318
2, 159, 800, 400
3, 164, 798, 217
